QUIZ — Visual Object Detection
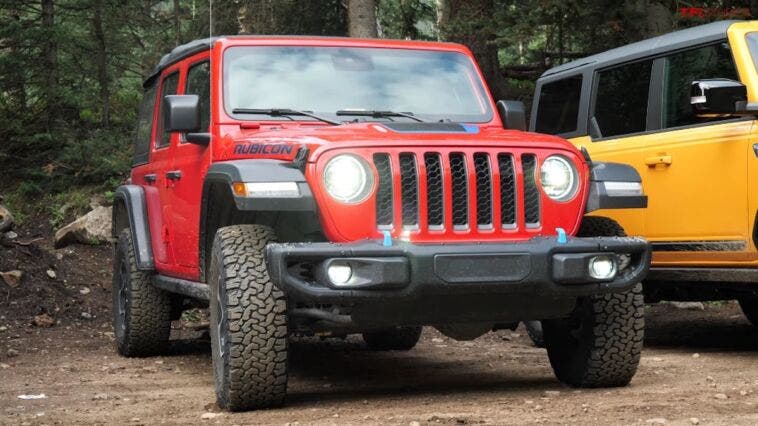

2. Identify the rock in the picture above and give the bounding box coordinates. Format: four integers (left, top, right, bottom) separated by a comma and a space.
33, 314, 55, 328
714, 393, 728, 400
669, 301, 705, 310
689, 418, 700, 425
0, 203, 13, 233
5, 231, 18, 240
7, 348, 19, 357
17, 394, 46, 400
200, 412, 219, 420
409, 422, 421, 426
54, 205, 112, 248
92, 393, 108, 400
740, 390, 748, 396
0, 270, 23, 288
543, 390, 561, 397
0, 363, 10, 369
81, 312, 93, 320
46, 269, 57, 279
692, 353, 700, 358
79, 287, 91, 295
646, 418, 667, 425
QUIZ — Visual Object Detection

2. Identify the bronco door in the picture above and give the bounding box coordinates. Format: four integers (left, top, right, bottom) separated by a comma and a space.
641, 41, 751, 263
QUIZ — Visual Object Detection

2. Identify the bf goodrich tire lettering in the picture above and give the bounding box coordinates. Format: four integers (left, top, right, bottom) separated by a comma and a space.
209, 225, 288, 411
542, 217, 644, 387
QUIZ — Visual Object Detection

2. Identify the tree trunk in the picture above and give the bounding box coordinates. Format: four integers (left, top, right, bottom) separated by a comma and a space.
93, 0, 110, 127
8, 5, 25, 112
347, 0, 378, 38
41, 0, 58, 130
173, 0, 182, 45
436, 0, 508, 99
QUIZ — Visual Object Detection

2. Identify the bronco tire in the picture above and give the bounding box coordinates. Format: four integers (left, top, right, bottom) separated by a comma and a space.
363, 326, 423, 351
209, 225, 288, 411
542, 216, 644, 388
112, 229, 172, 357
738, 298, 758, 326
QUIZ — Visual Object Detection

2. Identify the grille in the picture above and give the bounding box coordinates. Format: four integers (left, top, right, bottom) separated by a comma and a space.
372, 151, 542, 232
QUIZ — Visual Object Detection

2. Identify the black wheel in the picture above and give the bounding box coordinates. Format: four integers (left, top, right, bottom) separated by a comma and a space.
739, 298, 758, 326
209, 225, 288, 411
523, 320, 545, 348
112, 229, 171, 357
363, 326, 423, 350
542, 216, 644, 388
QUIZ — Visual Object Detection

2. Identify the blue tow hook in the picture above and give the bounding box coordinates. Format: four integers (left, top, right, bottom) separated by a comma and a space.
382, 230, 392, 247
556, 228, 567, 244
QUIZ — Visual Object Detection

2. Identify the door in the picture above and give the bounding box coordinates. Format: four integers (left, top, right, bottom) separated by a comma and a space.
642, 42, 750, 258
167, 60, 212, 275
148, 70, 181, 268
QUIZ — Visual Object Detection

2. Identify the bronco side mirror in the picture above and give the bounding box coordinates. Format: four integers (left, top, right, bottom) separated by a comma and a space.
496, 100, 527, 131
691, 79, 747, 116
163, 95, 200, 132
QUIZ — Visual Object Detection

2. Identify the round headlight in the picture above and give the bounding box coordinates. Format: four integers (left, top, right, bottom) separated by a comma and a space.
540, 156, 578, 201
323, 154, 374, 203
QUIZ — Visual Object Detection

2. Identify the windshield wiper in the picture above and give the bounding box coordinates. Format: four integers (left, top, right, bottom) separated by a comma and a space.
335, 109, 427, 123
231, 108, 341, 125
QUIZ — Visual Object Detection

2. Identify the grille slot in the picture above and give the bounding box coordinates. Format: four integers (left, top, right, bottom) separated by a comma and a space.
373, 153, 393, 228
424, 153, 444, 228
498, 154, 516, 227
449, 153, 469, 228
399, 153, 419, 228
473, 153, 492, 227
521, 154, 541, 226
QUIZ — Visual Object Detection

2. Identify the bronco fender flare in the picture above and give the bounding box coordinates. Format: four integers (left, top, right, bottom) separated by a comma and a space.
112, 185, 154, 270
203, 159, 316, 212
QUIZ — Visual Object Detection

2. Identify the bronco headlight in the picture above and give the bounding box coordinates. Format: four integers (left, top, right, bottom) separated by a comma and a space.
540, 155, 579, 202
323, 154, 374, 203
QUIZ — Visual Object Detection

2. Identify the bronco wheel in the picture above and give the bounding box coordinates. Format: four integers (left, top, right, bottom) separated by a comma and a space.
738, 298, 758, 326
112, 229, 171, 357
542, 216, 644, 388
209, 225, 288, 411
363, 326, 423, 351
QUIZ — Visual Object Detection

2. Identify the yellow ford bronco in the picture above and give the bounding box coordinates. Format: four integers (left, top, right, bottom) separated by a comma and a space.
531, 20, 758, 324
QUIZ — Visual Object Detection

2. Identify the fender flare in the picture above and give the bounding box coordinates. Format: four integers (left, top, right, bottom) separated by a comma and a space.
113, 185, 154, 270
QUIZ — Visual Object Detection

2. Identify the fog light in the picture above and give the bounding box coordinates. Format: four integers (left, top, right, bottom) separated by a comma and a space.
589, 255, 616, 280
327, 263, 352, 285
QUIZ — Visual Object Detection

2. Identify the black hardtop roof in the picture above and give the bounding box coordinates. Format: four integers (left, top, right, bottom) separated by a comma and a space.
539, 20, 738, 79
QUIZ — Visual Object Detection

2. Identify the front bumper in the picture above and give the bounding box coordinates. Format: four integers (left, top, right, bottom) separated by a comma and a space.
266, 236, 651, 305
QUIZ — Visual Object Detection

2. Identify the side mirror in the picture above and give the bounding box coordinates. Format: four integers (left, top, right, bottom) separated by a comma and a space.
163, 95, 200, 132
691, 79, 747, 116
496, 100, 526, 131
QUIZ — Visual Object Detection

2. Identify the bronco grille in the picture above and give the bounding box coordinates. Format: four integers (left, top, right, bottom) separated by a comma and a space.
372, 151, 542, 233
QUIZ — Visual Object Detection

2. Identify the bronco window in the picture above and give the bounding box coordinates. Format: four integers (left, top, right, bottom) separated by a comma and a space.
534, 75, 582, 135
223, 46, 493, 123
592, 60, 653, 138
661, 42, 738, 129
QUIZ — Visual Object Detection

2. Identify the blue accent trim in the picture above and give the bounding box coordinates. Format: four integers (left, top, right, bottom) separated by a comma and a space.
461, 124, 480, 134
556, 228, 567, 244
382, 230, 392, 247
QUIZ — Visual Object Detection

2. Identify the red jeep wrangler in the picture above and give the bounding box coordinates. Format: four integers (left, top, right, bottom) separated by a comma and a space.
112, 37, 651, 411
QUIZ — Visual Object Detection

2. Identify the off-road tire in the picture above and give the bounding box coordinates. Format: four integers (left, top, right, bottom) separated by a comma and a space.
738, 298, 758, 326
112, 229, 172, 357
523, 320, 545, 348
209, 225, 288, 411
363, 326, 423, 350
542, 216, 644, 388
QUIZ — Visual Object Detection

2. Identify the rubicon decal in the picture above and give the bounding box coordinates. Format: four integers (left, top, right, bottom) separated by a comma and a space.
233, 143, 295, 155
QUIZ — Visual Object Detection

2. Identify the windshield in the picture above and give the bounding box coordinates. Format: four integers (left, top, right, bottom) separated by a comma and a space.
747, 32, 758, 73
223, 46, 493, 123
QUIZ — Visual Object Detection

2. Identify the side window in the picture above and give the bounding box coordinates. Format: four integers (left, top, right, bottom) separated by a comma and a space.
662, 42, 738, 129
593, 60, 653, 138
134, 82, 158, 164
534, 75, 583, 135
185, 61, 211, 136
155, 72, 180, 148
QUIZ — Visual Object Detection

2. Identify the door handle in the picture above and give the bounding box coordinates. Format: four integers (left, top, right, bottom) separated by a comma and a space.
144, 173, 157, 183
166, 170, 182, 181
645, 155, 672, 167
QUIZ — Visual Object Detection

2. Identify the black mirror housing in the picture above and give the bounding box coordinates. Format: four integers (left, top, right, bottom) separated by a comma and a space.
163, 94, 200, 132
691, 79, 747, 116
496, 100, 527, 131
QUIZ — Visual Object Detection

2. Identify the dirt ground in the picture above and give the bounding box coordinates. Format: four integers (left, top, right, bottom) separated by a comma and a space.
3, 224, 758, 425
